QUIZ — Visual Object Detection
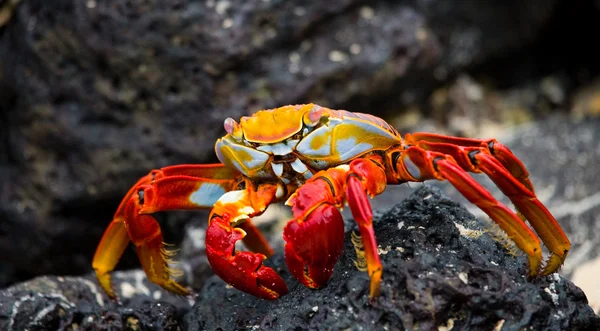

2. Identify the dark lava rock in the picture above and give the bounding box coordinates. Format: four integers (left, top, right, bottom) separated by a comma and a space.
185, 186, 600, 330
0, 270, 192, 331
0, 0, 560, 287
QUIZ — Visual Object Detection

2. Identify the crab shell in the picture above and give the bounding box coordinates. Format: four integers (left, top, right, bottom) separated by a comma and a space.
214, 104, 401, 180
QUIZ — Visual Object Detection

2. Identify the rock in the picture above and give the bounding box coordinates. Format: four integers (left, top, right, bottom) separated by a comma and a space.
2, 187, 597, 330
0, 270, 192, 331
0, 0, 560, 288
185, 186, 600, 330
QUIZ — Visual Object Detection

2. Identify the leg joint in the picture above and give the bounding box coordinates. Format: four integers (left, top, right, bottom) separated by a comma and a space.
487, 141, 495, 154
468, 150, 480, 166
432, 156, 445, 172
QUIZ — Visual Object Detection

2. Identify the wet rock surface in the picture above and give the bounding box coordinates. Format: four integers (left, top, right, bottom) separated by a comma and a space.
0, 0, 562, 287
186, 186, 599, 330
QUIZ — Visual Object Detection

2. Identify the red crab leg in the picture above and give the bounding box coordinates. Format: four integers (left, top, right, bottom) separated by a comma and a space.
344, 156, 388, 298
206, 182, 288, 300
284, 156, 388, 299
406, 133, 534, 192
92, 164, 264, 299
405, 135, 570, 275
394, 147, 544, 276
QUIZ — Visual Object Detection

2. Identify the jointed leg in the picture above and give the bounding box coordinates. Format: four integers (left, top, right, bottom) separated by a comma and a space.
93, 164, 244, 300
92, 218, 130, 299
406, 133, 534, 191
395, 147, 544, 276
405, 134, 570, 274
344, 157, 389, 298
124, 194, 189, 295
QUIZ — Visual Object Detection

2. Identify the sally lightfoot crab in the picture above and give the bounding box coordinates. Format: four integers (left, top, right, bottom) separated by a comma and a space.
92, 104, 570, 301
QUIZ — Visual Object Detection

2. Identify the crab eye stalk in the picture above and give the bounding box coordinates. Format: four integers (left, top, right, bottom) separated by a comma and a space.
303, 105, 323, 127
224, 117, 243, 140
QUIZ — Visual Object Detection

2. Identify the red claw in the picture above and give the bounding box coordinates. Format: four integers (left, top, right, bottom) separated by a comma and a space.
205, 216, 288, 300
283, 204, 345, 289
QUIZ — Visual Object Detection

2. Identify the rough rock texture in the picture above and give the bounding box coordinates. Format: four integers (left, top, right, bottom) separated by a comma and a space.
2, 187, 598, 330
0, 270, 192, 331
185, 186, 600, 330
0, 0, 561, 287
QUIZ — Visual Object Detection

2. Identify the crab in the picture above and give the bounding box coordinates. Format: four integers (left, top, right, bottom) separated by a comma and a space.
92, 104, 570, 301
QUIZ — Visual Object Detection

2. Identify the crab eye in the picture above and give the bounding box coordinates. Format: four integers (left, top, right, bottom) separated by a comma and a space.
224, 117, 243, 140
303, 105, 323, 127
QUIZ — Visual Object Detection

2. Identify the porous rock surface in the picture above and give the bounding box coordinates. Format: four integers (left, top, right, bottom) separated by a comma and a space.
0, 0, 559, 287
2, 186, 598, 330
185, 186, 600, 330
0, 270, 193, 330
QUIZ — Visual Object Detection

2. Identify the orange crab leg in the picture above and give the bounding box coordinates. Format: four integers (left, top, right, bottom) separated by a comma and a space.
394, 147, 543, 276
93, 173, 156, 299
93, 164, 264, 300
92, 218, 130, 299
405, 136, 570, 275
470, 152, 570, 274
123, 194, 189, 295
205, 182, 288, 300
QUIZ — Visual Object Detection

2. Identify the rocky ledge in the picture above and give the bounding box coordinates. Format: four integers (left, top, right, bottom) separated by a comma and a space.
1, 186, 598, 330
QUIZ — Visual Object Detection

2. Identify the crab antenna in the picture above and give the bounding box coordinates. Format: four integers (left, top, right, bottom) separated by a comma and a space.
303, 105, 323, 127
224, 117, 243, 140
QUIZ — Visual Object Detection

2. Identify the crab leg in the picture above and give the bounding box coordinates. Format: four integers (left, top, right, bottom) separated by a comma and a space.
344, 156, 389, 298
406, 133, 534, 192
468, 151, 569, 274
395, 147, 544, 276
123, 193, 189, 295
284, 156, 388, 299
205, 182, 288, 300
405, 136, 570, 275
93, 164, 255, 299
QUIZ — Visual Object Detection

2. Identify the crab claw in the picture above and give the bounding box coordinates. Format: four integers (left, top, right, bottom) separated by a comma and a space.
205, 215, 288, 300
283, 204, 345, 289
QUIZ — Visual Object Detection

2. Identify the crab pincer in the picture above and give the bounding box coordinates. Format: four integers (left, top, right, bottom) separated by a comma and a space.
205, 215, 288, 300
283, 178, 346, 289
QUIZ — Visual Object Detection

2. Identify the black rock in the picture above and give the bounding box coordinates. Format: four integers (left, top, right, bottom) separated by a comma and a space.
185, 186, 600, 330
0, 271, 192, 331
